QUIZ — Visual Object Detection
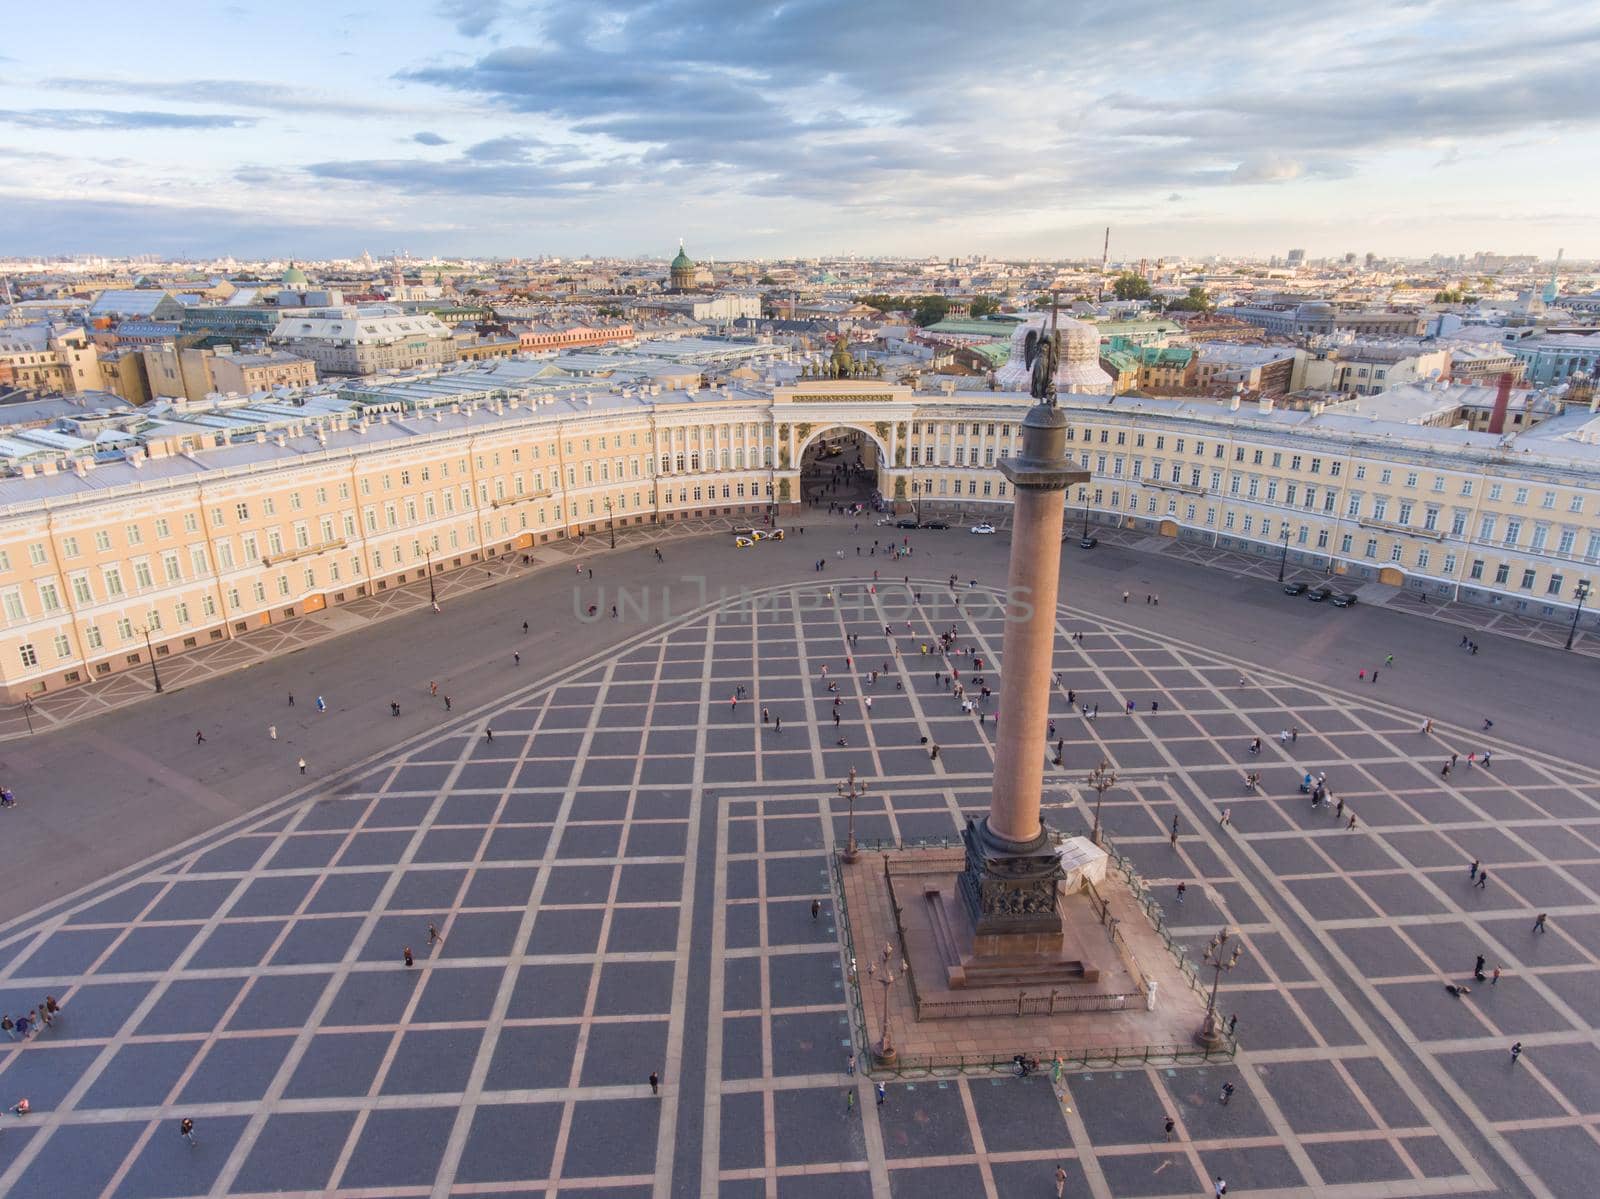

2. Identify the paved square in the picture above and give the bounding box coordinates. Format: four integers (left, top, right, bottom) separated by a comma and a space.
0, 580, 1594, 1197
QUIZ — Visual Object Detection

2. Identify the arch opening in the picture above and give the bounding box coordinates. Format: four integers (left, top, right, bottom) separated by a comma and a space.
798, 425, 885, 512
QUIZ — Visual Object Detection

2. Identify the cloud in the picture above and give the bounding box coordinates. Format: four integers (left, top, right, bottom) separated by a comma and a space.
44, 77, 428, 119
0, 108, 255, 131
412, 131, 451, 145
438, 0, 506, 37
1229, 156, 1305, 184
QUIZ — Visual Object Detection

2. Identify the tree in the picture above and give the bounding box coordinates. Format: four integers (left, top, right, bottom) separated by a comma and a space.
968, 294, 1002, 318
759, 274, 776, 285
1112, 272, 1152, 301
1434, 289, 1464, 304
913, 295, 951, 327
1167, 286, 1213, 313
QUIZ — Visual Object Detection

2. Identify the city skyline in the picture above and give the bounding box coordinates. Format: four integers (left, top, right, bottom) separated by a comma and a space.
0, 1, 1597, 259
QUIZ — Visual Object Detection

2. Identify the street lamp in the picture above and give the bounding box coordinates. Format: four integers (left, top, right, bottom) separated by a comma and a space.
1085, 759, 1117, 847
1276, 524, 1292, 583
425, 547, 437, 607
837, 766, 866, 863
140, 625, 163, 694
875, 953, 906, 1064
20, 695, 34, 736
1081, 489, 1091, 540
1566, 580, 1590, 651
911, 478, 921, 526
1197, 927, 1244, 1049
603, 496, 616, 549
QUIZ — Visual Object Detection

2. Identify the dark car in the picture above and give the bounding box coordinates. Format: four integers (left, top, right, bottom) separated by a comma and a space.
921, 519, 949, 530
896, 518, 918, 529
1079, 536, 1099, 548
1331, 592, 1359, 608
1306, 586, 1333, 602
1282, 581, 1308, 595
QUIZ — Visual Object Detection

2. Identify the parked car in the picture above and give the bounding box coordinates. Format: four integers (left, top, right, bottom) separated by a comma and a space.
1331, 592, 1359, 607
921, 519, 949, 530
1306, 586, 1333, 602
970, 523, 996, 534
1282, 581, 1308, 595
1079, 536, 1099, 549
896, 518, 918, 529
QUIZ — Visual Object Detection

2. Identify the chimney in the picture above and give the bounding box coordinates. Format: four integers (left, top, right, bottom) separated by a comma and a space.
1488, 372, 1513, 434
1258, 395, 1275, 413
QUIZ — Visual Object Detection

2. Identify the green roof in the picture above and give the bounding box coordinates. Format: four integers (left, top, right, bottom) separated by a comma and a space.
1135, 346, 1194, 367
670, 244, 695, 271
969, 342, 1012, 367
925, 319, 1014, 338
1100, 349, 1139, 374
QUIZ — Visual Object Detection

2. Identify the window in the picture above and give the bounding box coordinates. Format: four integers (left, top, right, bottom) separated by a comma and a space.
1479, 515, 1497, 541
125, 524, 142, 546
133, 561, 154, 590
1443, 553, 1456, 574
262, 497, 276, 515
1569, 495, 1583, 514
1559, 529, 1576, 554
1398, 502, 1413, 525
1513, 487, 1528, 505
1372, 498, 1388, 521
37, 582, 61, 612
1, 589, 23, 622
116, 618, 134, 641
1470, 559, 1484, 580
61, 536, 80, 558
1354, 464, 1366, 480
1521, 568, 1536, 590
1405, 472, 1418, 489
184, 513, 198, 533
1494, 563, 1509, 584
235, 502, 250, 520
85, 624, 102, 649
1390, 544, 1403, 562
52, 633, 70, 659
1460, 479, 1474, 496
18, 644, 36, 668
94, 530, 111, 552
1548, 574, 1564, 596
103, 568, 125, 597
1541, 491, 1555, 510
1488, 484, 1503, 502
1504, 520, 1520, 547
71, 574, 92, 604
1365, 538, 1378, 558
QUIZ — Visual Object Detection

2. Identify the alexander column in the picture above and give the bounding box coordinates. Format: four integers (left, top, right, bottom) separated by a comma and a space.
959, 311, 1090, 956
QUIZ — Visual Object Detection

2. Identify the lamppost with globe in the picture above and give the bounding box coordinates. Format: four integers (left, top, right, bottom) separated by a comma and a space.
873, 952, 906, 1064
1085, 759, 1118, 847
1197, 927, 1244, 1049
837, 766, 866, 863
1566, 579, 1590, 651
1276, 524, 1293, 583
603, 496, 616, 549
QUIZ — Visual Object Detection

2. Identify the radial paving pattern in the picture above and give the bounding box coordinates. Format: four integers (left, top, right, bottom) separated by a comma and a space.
0, 580, 1597, 1198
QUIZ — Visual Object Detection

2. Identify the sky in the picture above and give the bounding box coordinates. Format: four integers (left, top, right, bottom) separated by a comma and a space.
0, 0, 1596, 261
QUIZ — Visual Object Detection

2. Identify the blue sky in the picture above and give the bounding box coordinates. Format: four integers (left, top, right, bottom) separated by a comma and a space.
0, 0, 1595, 260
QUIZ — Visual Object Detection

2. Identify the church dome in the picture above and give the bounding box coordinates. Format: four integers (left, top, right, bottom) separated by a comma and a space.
670, 244, 695, 271
282, 262, 308, 287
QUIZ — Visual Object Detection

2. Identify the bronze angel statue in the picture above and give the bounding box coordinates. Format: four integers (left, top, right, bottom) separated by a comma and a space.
1023, 322, 1060, 403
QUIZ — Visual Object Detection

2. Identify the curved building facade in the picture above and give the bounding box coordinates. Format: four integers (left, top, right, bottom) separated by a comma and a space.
1, 370, 1599, 698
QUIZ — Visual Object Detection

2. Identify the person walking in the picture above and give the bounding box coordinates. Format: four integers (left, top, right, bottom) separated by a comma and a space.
403, 946, 414, 967
1122, 591, 1130, 603
1219, 807, 1231, 827
1055, 1164, 1068, 1197
847, 1051, 856, 1075
811, 899, 821, 920
180, 1118, 197, 1147
1470, 859, 1480, 882
522, 620, 530, 633
430, 681, 438, 696
1474, 954, 1486, 981
1228, 1014, 1238, 1036
269, 725, 278, 741
427, 923, 444, 947
649, 1071, 660, 1096
1347, 813, 1358, 830
774, 716, 781, 733
298, 757, 307, 774
0, 1016, 12, 1041
1510, 1041, 1522, 1064
1176, 882, 1187, 905
930, 743, 940, 761
1220, 1082, 1235, 1105
1476, 867, 1488, 889
316, 695, 326, 712
444, 695, 452, 711
514, 651, 521, 666
1492, 966, 1501, 985
1163, 1116, 1175, 1141
845, 1088, 855, 1113
195, 729, 206, 744
1534, 912, 1548, 933
485, 728, 494, 742
876, 1081, 886, 1106
288, 693, 295, 706
1214, 1178, 1228, 1197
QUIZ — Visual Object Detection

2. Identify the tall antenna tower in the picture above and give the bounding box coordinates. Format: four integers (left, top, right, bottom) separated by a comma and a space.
1098, 227, 1110, 301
